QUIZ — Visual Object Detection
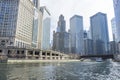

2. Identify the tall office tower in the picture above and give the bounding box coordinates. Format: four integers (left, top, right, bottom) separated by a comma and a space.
64, 32, 71, 53
32, 7, 43, 49
32, 0, 40, 9
111, 18, 118, 42
40, 6, 51, 50
90, 12, 109, 54
113, 0, 120, 42
53, 15, 70, 53
53, 15, 66, 52
0, 0, 34, 48
70, 15, 84, 55
57, 15, 66, 52
57, 15, 66, 32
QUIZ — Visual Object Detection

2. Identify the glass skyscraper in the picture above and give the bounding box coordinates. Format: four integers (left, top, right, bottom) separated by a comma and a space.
40, 7, 51, 50
90, 12, 109, 54
113, 0, 120, 42
0, 0, 34, 48
32, 8, 39, 48
0, 0, 19, 46
111, 18, 118, 42
70, 15, 84, 55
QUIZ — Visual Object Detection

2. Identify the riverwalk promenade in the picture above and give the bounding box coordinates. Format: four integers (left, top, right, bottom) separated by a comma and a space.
7, 59, 80, 63
0, 47, 76, 63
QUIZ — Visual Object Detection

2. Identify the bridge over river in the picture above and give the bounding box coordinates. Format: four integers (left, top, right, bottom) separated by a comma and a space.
80, 54, 120, 61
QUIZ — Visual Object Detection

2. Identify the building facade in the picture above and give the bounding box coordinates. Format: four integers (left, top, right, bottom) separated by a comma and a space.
111, 18, 118, 42
113, 0, 120, 42
53, 15, 66, 52
53, 15, 70, 53
90, 12, 109, 54
64, 32, 71, 53
84, 39, 93, 55
110, 41, 118, 54
40, 6, 51, 50
32, 7, 43, 49
0, 0, 35, 48
70, 15, 84, 55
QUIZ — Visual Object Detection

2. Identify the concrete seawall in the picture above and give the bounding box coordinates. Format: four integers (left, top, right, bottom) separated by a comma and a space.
8, 59, 80, 63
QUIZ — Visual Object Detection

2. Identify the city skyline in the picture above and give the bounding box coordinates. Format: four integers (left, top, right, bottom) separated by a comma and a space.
41, 0, 114, 41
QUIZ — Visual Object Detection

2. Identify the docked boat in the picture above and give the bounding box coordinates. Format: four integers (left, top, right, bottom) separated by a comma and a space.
96, 58, 103, 62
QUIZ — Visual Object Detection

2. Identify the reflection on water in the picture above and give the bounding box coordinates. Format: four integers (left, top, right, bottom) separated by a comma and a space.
0, 61, 120, 80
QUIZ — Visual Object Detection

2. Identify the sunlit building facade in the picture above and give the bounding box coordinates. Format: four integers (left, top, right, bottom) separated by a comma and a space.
0, 0, 34, 48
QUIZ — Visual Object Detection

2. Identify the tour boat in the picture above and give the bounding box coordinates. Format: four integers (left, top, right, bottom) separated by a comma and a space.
96, 58, 103, 62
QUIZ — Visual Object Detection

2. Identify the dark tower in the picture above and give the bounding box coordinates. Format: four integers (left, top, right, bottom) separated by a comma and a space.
53, 15, 69, 53
57, 15, 66, 32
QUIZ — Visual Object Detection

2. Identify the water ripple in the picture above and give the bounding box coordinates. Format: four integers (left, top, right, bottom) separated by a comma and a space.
0, 61, 120, 80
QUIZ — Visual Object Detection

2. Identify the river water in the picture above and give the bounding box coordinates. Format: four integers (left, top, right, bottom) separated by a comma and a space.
0, 61, 120, 80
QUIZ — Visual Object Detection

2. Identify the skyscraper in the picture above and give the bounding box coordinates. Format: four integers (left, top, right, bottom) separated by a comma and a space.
53, 15, 70, 53
0, 0, 34, 48
40, 6, 51, 50
70, 15, 84, 55
32, 6, 43, 49
90, 12, 109, 54
57, 15, 66, 52
53, 15, 66, 52
113, 0, 120, 42
111, 18, 118, 42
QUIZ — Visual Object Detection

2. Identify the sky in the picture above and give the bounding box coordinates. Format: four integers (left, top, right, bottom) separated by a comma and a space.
40, 0, 115, 41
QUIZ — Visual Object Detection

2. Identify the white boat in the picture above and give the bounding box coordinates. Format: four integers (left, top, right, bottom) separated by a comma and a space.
96, 58, 103, 62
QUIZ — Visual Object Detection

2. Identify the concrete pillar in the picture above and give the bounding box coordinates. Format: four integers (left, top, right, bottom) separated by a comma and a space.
19, 50, 22, 58
57, 53, 60, 60
45, 52, 47, 60
2, 49, 7, 56
33, 50, 35, 59
49, 51, 52, 60
33, 51, 35, 56
60, 55, 63, 60
39, 51, 42, 60
25, 50, 28, 59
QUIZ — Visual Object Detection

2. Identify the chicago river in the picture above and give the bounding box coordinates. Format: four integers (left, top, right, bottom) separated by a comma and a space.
0, 61, 120, 80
